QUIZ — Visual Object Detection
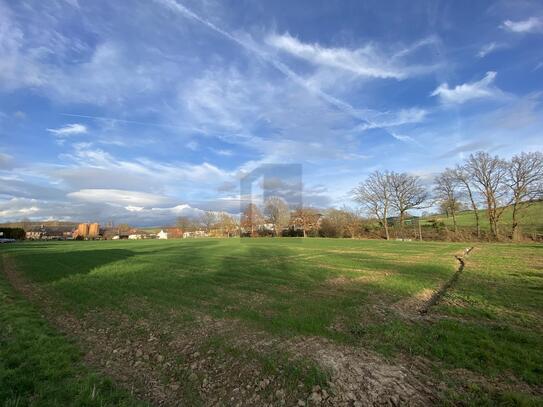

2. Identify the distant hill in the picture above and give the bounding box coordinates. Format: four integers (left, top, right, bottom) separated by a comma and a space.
421, 200, 543, 235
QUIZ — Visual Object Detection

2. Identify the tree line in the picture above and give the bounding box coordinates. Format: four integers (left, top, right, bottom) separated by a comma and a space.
176, 202, 324, 238
353, 151, 543, 241
172, 150, 541, 241
177, 212, 239, 237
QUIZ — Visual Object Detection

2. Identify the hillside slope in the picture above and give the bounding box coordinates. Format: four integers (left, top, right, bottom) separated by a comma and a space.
423, 200, 543, 235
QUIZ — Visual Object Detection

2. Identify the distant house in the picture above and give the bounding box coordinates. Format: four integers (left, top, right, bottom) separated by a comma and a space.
183, 230, 208, 238
26, 230, 42, 240
111, 234, 129, 240
128, 234, 144, 240
157, 229, 168, 239
26, 225, 74, 240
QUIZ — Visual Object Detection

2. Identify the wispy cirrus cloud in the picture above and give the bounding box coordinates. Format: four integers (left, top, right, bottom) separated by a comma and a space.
477, 42, 506, 58
0, 1, 180, 107
431, 71, 501, 104
47, 123, 88, 136
353, 108, 427, 132
156, 0, 372, 126
501, 17, 543, 33
156, 0, 428, 141
266, 33, 435, 80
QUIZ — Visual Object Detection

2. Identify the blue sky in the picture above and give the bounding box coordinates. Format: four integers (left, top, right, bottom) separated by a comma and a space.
1, 0, 542, 225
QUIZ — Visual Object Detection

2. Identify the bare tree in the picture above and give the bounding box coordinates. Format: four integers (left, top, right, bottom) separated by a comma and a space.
453, 165, 481, 238
465, 152, 509, 239
353, 171, 392, 240
506, 152, 543, 240
342, 207, 362, 239
290, 207, 320, 237
320, 208, 347, 238
434, 168, 462, 233
199, 211, 217, 233
388, 171, 428, 229
319, 207, 362, 238
264, 196, 290, 237
176, 216, 194, 231
217, 212, 237, 237
240, 203, 263, 236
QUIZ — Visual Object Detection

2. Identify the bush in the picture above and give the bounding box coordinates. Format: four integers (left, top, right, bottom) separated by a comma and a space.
0, 227, 26, 240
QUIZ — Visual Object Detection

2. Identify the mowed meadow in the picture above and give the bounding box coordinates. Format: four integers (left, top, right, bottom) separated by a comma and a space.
1, 238, 542, 406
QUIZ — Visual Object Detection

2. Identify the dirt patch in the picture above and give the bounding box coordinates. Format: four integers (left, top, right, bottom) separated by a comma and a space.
392, 288, 435, 318
2, 254, 437, 406
281, 337, 436, 406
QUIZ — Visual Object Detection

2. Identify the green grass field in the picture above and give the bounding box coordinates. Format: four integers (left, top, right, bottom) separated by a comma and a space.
1, 238, 542, 405
422, 200, 543, 235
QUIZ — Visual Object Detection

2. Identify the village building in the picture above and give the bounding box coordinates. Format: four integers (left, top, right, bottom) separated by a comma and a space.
73, 223, 101, 240
25, 225, 75, 240
183, 230, 208, 238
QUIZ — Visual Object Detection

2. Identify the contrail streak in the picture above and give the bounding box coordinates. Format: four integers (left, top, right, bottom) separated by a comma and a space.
156, 0, 378, 127
61, 113, 203, 132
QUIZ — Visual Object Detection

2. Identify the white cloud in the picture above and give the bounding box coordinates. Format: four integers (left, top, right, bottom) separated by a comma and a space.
47, 123, 88, 136
0, 199, 40, 218
213, 149, 233, 156
354, 108, 427, 132
182, 68, 257, 132
46, 42, 165, 105
477, 42, 505, 58
501, 17, 543, 33
431, 71, 500, 104
0, 1, 177, 106
158, 0, 425, 132
0, 196, 205, 226
125, 205, 144, 212
55, 143, 233, 195
266, 33, 433, 80
179, 66, 361, 158
389, 131, 417, 144
68, 188, 172, 207
0, 3, 45, 90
